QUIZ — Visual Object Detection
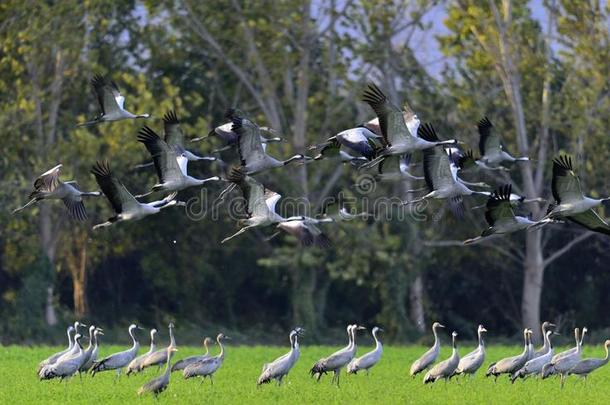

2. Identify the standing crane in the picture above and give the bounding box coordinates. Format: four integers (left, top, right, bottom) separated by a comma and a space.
511, 330, 556, 383
310, 324, 365, 386
137, 346, 178, 398
410, 322, 445, 377
91, 160, 184, 230
37, 324, 76, 375
424, 331, 460, 384
126, 328, 158, 376
567, 340, 610, 381
532, 321, 556, 359
542, 327, 587, 387
452, 325, 487, 379
39, 334, 87, 381
183, 333, 231, 384
140, 323, 177, 371
172, 337, 214, 373
80, 327, 104, 373
347, 326, 384, 375
91, 324, 142, 379
13, 164, 101, 221
257, 327, 305, 386
486, 329, 532, 381
76, 74, 149, 126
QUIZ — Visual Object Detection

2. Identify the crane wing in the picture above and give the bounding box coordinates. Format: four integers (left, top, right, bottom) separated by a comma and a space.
485, 184, 517, 227
362, 83, 411, 147
551, 155, 584, 204
567, 209, 610, 235
163, 110, 185, 149
91, 74, 123, 116
90, 161, 139, 214
421, 125, 454, 192
477, 117, 501, 157
138, 126, 183, 184
32, 164, 62, 195
226, 166, 270, 219
228, 111, 266, 166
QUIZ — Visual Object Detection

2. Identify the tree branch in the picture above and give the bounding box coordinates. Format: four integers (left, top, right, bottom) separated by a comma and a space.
543, 231, 594, 268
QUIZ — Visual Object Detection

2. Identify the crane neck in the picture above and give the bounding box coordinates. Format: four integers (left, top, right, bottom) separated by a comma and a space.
169, 325, 176, 348
86, 329, 94, 351
604, 343, 610, 362
67, 328, 74, 349
217, 336, 225, 360
129, 327, 138, 350
164, 350, 174, 377
477, 330, 484, 348
149, 333, 157, 353
203, 340, 210, 356
432, 326, 441, 349
373, 330, 382, 350
451, 335, 457, 355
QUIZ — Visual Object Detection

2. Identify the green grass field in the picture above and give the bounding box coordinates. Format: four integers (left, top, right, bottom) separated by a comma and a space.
1, 344, 608, 404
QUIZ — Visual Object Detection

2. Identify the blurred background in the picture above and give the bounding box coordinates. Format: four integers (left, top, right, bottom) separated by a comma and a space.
1, 0, 609, 345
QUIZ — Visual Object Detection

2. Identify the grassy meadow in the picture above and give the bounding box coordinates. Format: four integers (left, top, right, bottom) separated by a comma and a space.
1, 344, 608, 404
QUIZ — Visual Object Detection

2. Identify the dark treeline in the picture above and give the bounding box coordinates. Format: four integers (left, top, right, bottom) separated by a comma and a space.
1, 1, 609, 345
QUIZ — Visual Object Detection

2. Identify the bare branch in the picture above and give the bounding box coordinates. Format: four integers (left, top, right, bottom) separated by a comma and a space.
543, 231, 595, 268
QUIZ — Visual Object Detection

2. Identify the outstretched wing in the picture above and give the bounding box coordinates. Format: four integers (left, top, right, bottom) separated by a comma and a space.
477, 117, 501, 157
551, 155, 583, 204
421, 125, 453, 192
163, 110, 185, 149
31, 164, 62, 196
91, 74, 123, 116
567, 209, 610, 236
485, 184, 516, 227
138, 126, 183, 183
362, 83, 411, 147
229, 110, 266, 166
90, 161, 139, 214
226, 166, 270, 218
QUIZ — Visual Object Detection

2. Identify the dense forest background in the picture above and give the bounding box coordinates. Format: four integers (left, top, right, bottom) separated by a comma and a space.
1, 0, 609, 346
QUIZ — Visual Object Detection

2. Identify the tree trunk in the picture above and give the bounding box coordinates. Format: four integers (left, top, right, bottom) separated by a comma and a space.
65, 229, 90, 318
409, 275, 425, 333
39, 204, 58, 326
522, 230, 544, 342
290, 264, 318, 336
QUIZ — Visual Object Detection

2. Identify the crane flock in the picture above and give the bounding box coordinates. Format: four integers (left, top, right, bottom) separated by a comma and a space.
12, 75, 610, 245
36, 320, 609, 398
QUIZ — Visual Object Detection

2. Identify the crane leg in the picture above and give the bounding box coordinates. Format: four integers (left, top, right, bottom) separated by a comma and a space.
12, 198, 38, 214
221, 226, 254, 244
210, 375, 214, 386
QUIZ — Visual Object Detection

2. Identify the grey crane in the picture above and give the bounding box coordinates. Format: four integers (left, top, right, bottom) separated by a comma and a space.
172, 337, 214, 373
126, 328, 158, 376
308, 138, 368, 166
134, 111, 217, 169
51, 321, 88, 365
183, 333, 231, 384
275, 216, 334, 248
135, 126, 220, 198
364, 104, 419, 139
80, 327, 104, 373
486, 329, 532, 381
567, 339, 610, 381
220, 166, 303, 244
139, 323, 177, 371
13, 164, 101, 221
452, 325, 487, 378
511, 330, 556, 383
463, 184, 538, 244
39, 333, 87, 381
310, 324, 365, 386
76, 74, 149, 126
373, 154, 423, 183
410, 322, 446, 377
347, 326, 384, 375
91, 324, 142, 378
309, 126, 381, 160
547, 327, 585, 365
37, 323, 79, 376
533, 155, 610, 235
230, 111, 307, 175
137, 346, 178, 398
404, 125, 485, 218
448, 148, 509, 173
476, 117, 529, 168
542, 327, 587, 387
424, 331, 460, 384
257, 327, 305, 386
360, 83, 458, 169
191, 108, 282, 151
90, 160, 184, 230
533, 321, 556, 359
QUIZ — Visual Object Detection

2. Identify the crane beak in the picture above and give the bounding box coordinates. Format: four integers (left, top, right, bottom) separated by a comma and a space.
378, 328, 384, 333
438, 324, 446, 328
481, 328, 488, 333
356, 326, 366, 331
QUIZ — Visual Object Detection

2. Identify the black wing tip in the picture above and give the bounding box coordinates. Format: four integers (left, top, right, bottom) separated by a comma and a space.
137, 125, 160, 141
91, 74, 106, 88
315, 233, 332, 249
477, 116, 493, 129
91, 160, 111, 177
553, 154, 573, 171
163, 110, 179, 124
417, 122, 439, 142
362, 82, 386, 104
226, 165, 246, 183
225, 107, 243, 120
492, 184, 512, 201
